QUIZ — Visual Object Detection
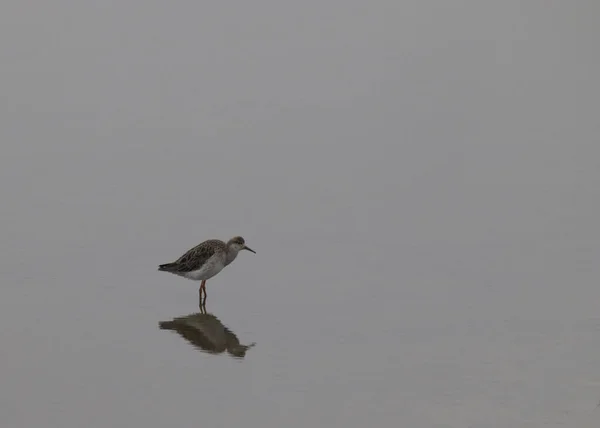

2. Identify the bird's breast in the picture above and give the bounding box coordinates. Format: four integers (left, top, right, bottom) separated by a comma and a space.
225, 251, 238, 266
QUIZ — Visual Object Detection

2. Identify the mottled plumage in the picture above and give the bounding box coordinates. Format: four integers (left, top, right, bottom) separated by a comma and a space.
159, 239, 226, 274
158, 236, 255, 305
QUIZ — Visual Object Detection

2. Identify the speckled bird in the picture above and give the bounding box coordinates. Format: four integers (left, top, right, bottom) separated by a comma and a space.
158, 236, 256, 305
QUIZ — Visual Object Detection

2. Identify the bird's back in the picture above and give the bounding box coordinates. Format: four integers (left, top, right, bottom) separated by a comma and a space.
159, 239, 226, 273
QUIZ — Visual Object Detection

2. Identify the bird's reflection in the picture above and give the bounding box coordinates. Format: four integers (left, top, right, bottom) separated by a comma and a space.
159, 304, 255, 358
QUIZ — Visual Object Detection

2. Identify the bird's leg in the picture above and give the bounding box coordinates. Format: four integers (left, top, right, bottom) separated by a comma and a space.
199, 280, 206, 307
200, 280, 207, 306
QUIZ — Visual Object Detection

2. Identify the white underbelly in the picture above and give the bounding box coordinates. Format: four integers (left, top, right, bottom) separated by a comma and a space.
182, 259, 224, 281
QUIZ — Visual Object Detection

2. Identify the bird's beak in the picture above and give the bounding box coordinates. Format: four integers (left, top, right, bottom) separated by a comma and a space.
243, 245, 256, 254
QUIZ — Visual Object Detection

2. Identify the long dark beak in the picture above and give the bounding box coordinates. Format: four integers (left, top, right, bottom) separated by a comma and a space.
243, 245, 256, 254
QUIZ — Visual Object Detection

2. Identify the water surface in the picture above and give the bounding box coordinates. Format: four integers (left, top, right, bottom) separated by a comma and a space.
1, 2, 599, 427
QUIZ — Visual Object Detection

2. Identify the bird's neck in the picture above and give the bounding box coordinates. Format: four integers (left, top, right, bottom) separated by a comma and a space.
225, 248, 239, 265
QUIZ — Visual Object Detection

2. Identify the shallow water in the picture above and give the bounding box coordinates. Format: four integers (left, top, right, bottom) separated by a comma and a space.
1, 2, 600, 427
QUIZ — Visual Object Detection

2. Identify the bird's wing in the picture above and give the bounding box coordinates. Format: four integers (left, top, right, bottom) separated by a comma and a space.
172, 240, 220, 272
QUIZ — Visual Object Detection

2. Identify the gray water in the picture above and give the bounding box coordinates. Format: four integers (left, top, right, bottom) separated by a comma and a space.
1, 2, 600, 427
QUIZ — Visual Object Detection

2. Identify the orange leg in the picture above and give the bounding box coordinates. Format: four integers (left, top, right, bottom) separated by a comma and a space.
199, 280, 207, 306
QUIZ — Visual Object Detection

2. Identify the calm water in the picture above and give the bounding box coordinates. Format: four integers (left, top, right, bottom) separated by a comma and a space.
1, 2, 600, 427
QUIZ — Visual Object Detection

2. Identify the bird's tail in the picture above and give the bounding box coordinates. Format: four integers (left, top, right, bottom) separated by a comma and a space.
158, 262, 176, 271
158, 321, 176, 330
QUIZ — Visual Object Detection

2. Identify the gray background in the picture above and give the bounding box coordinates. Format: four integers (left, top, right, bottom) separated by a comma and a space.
1, 1, 599, 427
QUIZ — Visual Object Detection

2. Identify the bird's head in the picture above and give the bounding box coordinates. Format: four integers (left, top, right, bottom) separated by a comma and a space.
227, 236, 256, 254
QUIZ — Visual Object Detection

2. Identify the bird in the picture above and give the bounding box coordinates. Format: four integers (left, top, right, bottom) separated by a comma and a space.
158, 236, 256, 305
